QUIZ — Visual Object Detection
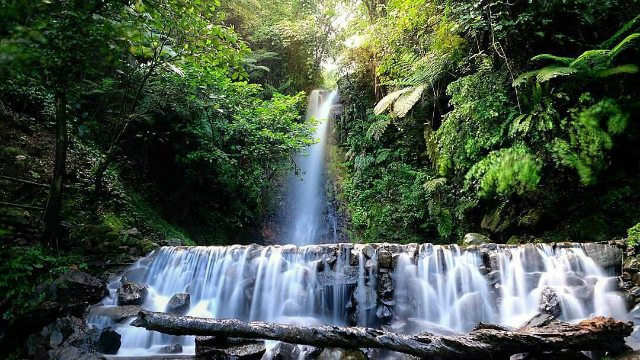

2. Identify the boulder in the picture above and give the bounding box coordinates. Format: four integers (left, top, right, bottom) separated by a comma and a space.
271, 342, 302, 360
159, 343, 183, 354
96, 329, 121, 355
117, 283, 148, 305
378, 250, 392, 269
582, 243, 622, 271
39, 271, 108, 305
462, 233, 491, 246
166, 293, 190, 315
538, 287, 562, 318
317, 348, 369, 360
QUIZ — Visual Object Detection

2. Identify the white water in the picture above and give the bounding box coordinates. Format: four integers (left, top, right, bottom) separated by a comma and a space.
89, 243, 628, 356
286, 90, 338, 246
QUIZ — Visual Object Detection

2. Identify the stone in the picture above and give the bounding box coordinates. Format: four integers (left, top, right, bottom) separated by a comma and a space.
45, 271, 108, 305
462, 233, 491, 246
317, 348, 369, 360
362, 245, 376, 259
572, 285, 594, 301
583, 243, 623, 271
119, 227, 141, 237
117, 283, 148, 305
522, 244, 545, 272
120, 268, 147, 284
159, 343, 183, 354
48, 347, 106, 360
271, 342, 301, 360
378, 250, 392, 269
318, 266, 359, 286
375, 305, 393, 319
96, 328, 121, 355
166, 293, 190, 315
538, 287, 562, 317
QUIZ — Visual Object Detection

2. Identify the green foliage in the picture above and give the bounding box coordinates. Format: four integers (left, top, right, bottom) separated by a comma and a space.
467, 145, 542, 198
629, 223, 640, 246
0, 246, 86, 318
552, 96, 630, 185
335, 0, 640, 243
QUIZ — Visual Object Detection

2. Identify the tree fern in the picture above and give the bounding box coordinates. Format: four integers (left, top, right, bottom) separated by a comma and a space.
374, 87, 411, 115
393, 84, 425, 118
515, 30, 639, 86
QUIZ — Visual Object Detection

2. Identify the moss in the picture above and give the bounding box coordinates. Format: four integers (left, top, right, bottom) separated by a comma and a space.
628, 223, 640, 247
506, 236, 520, 245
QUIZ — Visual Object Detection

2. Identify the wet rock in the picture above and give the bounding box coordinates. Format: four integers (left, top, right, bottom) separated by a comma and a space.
318, 266, 359, 286
38, 271, 108, 305
583, 243, 622, 271
510, 350, 591, 360
486, 270, 502, 285
159, 343, 183, 354
362, 245, 376, 259
271, 342, 303, 360
572, 285, 595, 301
117, 283, 148, 305
520, 313, 556, 329
462, 233, 491, 246
523, 244, 545, 272
95, 329, 122, 355
375, 305, 393, 320
48, 347, 107, 360
564, 274, 586, 287
317, 348, 369, 360
120, 268, 147, 284
488, 253, 501, 271
196, 336, 266, 360
538, 287, 562, 318
166, 293, 190, 315
378, 250, 392, 269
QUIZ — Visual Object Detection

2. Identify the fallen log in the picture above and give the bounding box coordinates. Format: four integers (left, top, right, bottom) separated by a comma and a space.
131, 311, 633, 360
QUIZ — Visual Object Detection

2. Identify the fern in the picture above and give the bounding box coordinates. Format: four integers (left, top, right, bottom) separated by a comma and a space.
535, 65, 577, 82
367, 115, 391, 140
374, 88, 412, 115
393, 85, 425, 118
531, 54, 574, 65
609, 33, 640, 59
423, 177, 447, 193
595, 64, 639, 77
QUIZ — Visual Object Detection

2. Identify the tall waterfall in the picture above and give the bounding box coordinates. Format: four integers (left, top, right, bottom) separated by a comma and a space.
89, 243, 628, 356
285, 90, 338, 246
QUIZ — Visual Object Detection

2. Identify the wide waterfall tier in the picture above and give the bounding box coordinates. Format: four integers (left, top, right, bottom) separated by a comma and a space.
89, 242, 628, 356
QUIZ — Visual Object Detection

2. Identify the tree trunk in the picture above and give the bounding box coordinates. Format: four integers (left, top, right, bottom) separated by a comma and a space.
131, 311, 632, 360
94, 152, 114, 197
43, 89, 68, 244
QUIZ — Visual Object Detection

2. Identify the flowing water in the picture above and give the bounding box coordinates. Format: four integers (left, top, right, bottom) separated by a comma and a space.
285, 90, 338, 246
88, 90, 630, 357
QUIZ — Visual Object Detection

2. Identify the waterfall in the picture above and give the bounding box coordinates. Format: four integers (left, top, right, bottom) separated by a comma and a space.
89, 243, 628, 356
285, 90, 338, 246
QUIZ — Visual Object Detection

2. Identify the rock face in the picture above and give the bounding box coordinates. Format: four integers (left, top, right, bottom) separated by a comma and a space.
196, 336, 266, 360
117, 283, 148, 305
462, 233, 492, 246
583, 243, 623, 271
166, 293, 190, 315
38, 271, 108, 305
317, 348, 369, 360
539, 287, 562, 317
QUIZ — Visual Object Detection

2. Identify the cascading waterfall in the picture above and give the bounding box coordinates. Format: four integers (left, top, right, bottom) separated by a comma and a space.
89, 243, 629, 356
86, 90, 630, 357
286, 90, 338, 246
